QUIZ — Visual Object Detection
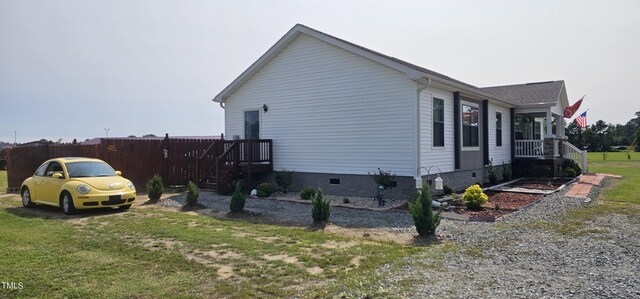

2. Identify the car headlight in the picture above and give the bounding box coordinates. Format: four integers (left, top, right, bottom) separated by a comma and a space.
127, 182, 135, 190
77, 185, 91, 194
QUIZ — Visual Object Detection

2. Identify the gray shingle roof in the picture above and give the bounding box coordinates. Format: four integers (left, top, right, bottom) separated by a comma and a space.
480, 81, 565, 105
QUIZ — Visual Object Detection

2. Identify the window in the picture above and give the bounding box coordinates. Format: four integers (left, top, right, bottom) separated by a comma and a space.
244, 110, 260, 139
534, 120, 542, 140
34, 163, 49, 177
433, 98, 445, 147
515, 116, 523, 140
329, 178, 340, 185
462, 104, 479, 147
45, 162, 64, 178
496, 112, 502, 147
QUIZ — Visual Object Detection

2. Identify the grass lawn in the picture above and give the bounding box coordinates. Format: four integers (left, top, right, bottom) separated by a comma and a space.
0, 170, 7, 192
0, 196, 451, 298
587, 151, 640, 204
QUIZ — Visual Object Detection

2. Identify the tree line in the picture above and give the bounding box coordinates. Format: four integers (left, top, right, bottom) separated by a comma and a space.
566, 111, 640, 152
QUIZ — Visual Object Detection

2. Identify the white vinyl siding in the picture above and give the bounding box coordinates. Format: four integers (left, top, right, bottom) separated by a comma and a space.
419, 89, 455, 173
488, 103, 512, 164
224, 34, 417, 176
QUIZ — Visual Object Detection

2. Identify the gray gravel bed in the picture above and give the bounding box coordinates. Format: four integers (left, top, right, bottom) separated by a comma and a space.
378, 177, 640, 298
160, 192, 414, 228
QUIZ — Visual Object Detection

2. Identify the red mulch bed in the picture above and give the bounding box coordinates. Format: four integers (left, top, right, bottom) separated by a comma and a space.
452, 192, 543, 219
509, 178, 571, 190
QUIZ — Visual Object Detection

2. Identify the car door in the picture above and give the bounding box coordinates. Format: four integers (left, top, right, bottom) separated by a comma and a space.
29, 162, 49, 202
40, 161, 66, 205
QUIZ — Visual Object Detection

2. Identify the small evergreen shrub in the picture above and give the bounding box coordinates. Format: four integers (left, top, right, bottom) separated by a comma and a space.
256, 183, 274, 198
299, 187, 317, 200
274, 169, 295, 193
562, 159, 582, 176
185, 181, 200, 207
372, 168, 397, 190
443, 185, 453, 195
230, 183, 246, 212
563, 167, 577, 177
342, 198, 350, 204
409, 185, 442, 236
502, 163, 512, 181
409, 191, 420, 204
146, 174, 164, 202
462, 184, 488, 210
311, 189, 331, 222
486, 159, 498, 184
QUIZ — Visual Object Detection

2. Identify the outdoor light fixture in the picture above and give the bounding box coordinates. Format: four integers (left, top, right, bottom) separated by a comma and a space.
417, 166, 444, 190
435, 174, 443, 190
262, 104, 268, 112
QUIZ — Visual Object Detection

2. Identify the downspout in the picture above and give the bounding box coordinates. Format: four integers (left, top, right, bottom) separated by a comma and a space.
415, 78, 431, 179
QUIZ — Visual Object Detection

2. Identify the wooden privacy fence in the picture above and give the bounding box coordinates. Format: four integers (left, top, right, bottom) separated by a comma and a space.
5, 138, 272, 193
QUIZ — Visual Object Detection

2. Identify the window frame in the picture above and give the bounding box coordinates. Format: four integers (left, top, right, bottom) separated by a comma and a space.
460, 101, 480, 150
432, 98, 445, 147
495, 111, 502, 147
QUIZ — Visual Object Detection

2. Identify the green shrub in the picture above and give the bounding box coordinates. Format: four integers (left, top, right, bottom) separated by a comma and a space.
486, 159, 498, 184
409, 191, 420, 204
462, 184, 488, 210
185, 181, 200, 207
562, 159, 582, 176
230, 183, 246, 212
146, 174, 164, 202
256, 183, 274, 198
274, 169, 295, 193
299, 187, 317, 200
572, 162, 582, 175
563, 167, 577, 177
409, 185, 442, 236
342, 198, 350, 204
372, 168, 397, 190
443, 185, 453, 195
311, 189, 331, 222
502, 163, 512, 181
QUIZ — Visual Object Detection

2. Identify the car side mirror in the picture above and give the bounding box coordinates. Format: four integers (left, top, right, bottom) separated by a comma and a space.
115, 171, 122, 176
52, 173, 64, 179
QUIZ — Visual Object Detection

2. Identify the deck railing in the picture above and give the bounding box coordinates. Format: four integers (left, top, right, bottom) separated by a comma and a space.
564, 141, 588, 173
514, 140, 544, 158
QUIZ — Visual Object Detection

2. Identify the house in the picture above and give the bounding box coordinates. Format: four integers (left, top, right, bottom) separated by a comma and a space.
212, 24, 586, 198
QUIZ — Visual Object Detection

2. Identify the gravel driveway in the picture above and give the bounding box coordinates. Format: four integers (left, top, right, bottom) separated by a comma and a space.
380, 178, 640, 298
161, 178, 640, 298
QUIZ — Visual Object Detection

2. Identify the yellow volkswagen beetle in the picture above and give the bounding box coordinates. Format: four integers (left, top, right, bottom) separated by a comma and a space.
20, 157, 136, 215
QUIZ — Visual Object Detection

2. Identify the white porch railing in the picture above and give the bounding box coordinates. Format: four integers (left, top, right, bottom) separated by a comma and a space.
515, 140, 544, 158
564, 142, 588, 173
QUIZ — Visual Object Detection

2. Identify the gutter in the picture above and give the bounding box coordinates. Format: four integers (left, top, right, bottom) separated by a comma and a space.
415, 80, 429, 178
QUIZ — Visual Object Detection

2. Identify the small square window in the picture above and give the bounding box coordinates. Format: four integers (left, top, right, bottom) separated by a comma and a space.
329, 178, 340, 185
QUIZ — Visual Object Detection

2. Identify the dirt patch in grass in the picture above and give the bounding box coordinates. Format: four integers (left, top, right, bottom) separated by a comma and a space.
263, 254, 299, 264
322, 224, 415, 245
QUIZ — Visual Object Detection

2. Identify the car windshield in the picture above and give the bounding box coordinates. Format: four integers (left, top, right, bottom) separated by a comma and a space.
65, 161, 117, 178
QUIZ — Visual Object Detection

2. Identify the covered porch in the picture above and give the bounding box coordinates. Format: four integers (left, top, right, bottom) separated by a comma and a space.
513, 107, 587, 173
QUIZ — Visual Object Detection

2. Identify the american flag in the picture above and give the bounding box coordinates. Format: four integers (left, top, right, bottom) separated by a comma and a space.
575, 111, 587, 128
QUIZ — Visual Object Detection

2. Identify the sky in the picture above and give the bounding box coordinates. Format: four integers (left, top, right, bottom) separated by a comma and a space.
1, 0, 639, 143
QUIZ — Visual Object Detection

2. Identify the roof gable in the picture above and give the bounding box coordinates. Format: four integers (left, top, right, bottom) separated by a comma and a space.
480, 81, 567, 107
213, 24, 516, 107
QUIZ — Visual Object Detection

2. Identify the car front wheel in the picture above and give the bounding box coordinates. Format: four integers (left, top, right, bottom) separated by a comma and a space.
61, 193, 76, 215
21, 188, 34, 208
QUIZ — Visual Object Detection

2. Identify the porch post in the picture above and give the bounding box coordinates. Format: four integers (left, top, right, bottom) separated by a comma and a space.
543, 110, 556, 159
545, 110, 554, 139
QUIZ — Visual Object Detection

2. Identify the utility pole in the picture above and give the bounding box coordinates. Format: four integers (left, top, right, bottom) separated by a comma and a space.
104, 128, 110, 138
14, 131, 16, 145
